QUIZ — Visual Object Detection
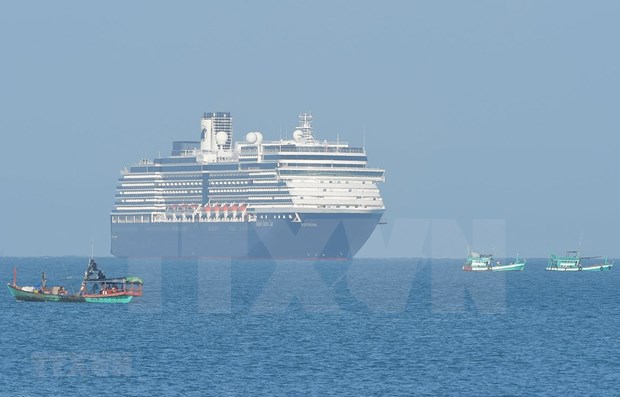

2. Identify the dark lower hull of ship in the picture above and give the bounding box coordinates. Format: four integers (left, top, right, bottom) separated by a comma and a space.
111, 212, 382, 259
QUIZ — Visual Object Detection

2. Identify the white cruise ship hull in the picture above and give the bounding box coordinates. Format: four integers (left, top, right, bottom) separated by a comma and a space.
111, 212, 382, 259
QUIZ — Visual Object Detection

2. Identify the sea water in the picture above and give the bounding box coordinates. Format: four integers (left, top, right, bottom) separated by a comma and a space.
1, 258, 618, 396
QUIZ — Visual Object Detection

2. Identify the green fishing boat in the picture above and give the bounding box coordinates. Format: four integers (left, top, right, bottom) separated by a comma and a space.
7, 259, 143, 303
546, 251, 613, 272
7, 281, 84, 302
463, 252, 526, 271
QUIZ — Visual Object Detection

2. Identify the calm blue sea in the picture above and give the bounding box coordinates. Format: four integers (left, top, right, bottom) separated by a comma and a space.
1, 257, 618, 396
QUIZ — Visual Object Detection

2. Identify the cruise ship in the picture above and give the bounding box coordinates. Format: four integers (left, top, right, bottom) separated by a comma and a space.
110, 112, 385, 259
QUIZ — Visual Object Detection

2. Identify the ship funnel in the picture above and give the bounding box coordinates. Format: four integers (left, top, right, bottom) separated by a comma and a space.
200, 116, 215, 152
200, 112, 233, 152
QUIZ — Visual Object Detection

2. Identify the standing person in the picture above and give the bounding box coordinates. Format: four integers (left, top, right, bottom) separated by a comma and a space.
41, 272, 47, 290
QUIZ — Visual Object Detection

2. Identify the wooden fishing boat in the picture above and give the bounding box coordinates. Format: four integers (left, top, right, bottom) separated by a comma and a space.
546, 251, 613, 271
463, 252, 526, 272
7, 259, 143, 303
79, 276, 143, 303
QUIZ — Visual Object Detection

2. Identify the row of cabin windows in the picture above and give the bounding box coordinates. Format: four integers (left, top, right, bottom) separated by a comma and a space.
124, 173, 200, 178
298, 197, 379, 201
122, 181, 200, 187
291, 180, 370, 184
257, 214, 295, 220
211, 173, 275, 178
159, 182, 201, 186
120, 190, 202, 195
210, 187, 285, 193
210, 180, 250, 185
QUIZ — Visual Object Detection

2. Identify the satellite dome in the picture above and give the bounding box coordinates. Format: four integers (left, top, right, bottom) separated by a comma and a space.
246, 132, 257, 144
215, 131, 228, 146
293, 129, 304, 142
255, 132, 263, 145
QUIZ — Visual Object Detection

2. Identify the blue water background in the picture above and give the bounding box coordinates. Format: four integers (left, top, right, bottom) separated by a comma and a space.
1, 257, 619, 396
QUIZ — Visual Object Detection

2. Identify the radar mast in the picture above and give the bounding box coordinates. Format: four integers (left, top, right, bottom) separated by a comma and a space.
298, 112, 314, 141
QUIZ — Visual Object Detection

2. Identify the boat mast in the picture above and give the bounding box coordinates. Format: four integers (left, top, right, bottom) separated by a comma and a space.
12, 267, 16, 286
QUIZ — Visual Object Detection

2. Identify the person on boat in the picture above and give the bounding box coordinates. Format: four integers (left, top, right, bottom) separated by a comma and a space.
41, 272, 47, 290
86, 259, 99, 279
88, 259, 98, 271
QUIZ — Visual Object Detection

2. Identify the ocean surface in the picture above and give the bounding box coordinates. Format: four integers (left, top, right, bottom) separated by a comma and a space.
1, 257, 618, 396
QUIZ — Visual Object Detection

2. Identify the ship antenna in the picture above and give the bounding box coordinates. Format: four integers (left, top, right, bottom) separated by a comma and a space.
298, 112, 314, 141
62, 261, 77, 295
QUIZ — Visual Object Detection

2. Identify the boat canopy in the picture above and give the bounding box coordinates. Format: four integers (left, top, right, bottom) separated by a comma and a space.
124, 276, 143, 284
470, 252, 493, 258
83, 277, 142, 284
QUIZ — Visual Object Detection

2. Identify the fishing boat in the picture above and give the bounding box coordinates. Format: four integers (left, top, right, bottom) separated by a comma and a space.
6, 269, 83, 302
463, 252, 526, 272
546, 251, 613, 272
7, 259, 143, 303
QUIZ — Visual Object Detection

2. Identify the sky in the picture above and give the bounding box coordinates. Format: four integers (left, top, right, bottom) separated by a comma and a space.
0, 0, 618, 257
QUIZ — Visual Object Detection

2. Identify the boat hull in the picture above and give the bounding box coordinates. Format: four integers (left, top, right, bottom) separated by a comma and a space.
463, 262, 526, 272
83, 295, 134, 303
546, 264, 613, 272
111, 212, 382, 259
462, 266, 489, 272
7, 284, 85, 302
7, 284, 136, 303
491, 262, 526, 271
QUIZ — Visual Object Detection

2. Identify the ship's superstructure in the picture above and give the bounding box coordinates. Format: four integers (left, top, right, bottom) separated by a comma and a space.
111, 113, 385, 258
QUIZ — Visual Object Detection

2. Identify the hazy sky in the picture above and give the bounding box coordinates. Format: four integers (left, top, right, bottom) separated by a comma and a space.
1, 1, 618, 257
